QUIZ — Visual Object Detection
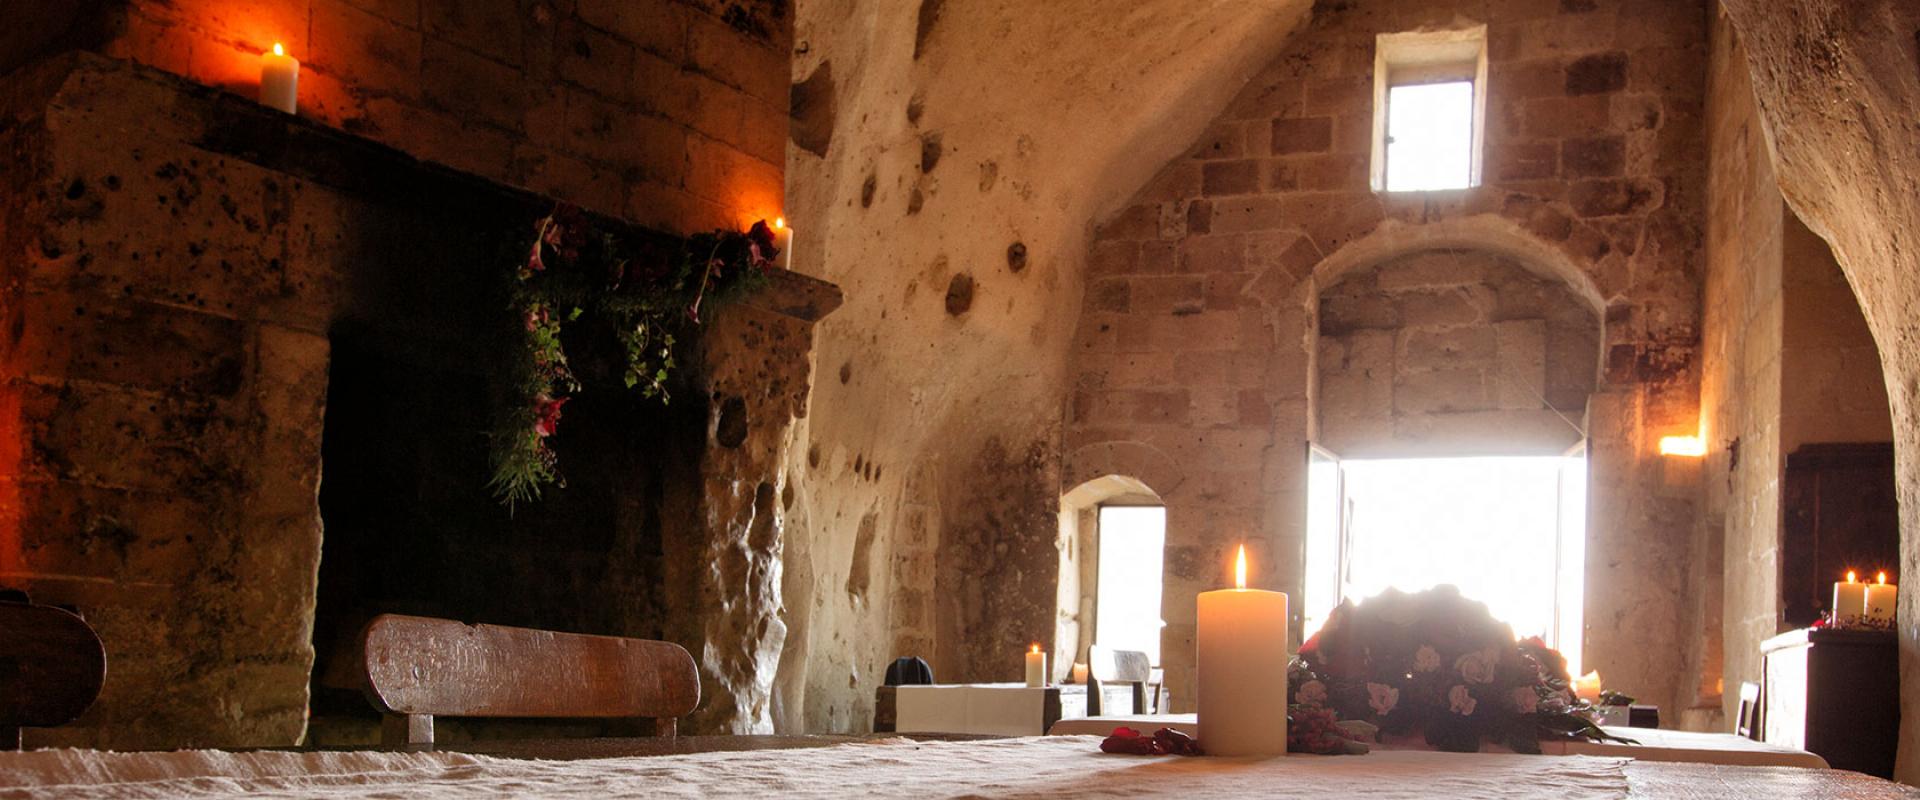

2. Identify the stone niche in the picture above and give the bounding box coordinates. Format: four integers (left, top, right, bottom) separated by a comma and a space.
0, 53, 838, 748
1317, 249, 1601, 457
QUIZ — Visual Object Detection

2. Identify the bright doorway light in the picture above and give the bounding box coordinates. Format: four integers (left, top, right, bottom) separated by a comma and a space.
1385, 81, 1475, 191
1302, 454, 1586, 672
1095, 505, 1166, 665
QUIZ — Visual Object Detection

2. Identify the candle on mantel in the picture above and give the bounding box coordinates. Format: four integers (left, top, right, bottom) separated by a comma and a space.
1071, 662, 1089, 685
259, 43, 299, 113
1866, 571, 1898, 627
772, 217, 794, 269
1024, 643, 1047, 688
1197, 544, 1289, 756
1834, 570, 1868, 627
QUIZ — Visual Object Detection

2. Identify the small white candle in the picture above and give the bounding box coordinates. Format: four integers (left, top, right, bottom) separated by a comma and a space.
1024, 644, 1047, 688
1834, 570, 1868, 627
1197, 544, 1289, 756
1071, 662, 1089, 684
260, 43, 299, 113
1866, 571, 1898, 627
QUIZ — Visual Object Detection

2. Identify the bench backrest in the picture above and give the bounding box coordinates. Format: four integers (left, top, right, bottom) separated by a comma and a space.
0, 599, 106, 748
359, 614, 699, 745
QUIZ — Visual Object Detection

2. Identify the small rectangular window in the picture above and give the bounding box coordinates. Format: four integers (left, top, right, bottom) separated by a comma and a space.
1095, 505, 1165, 665
1386, 81, 1475, 191
1372, 27, 1488, 193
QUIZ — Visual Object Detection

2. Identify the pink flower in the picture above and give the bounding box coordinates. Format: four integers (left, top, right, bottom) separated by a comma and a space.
1297, 680, 1329, 706
1449, 685, 1477, 716
533, 393, 569, 437
1367, 682, 1399, 716
1510, 687, 1539, 714
1455, 649, 1498, 684
1413, 645, 1441, 672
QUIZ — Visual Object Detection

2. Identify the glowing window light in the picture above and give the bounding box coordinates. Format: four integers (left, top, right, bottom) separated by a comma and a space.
1658, 436, 1706, 457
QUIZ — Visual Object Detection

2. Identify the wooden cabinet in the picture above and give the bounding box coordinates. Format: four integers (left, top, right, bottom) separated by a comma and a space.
1760, 628, 1898, 777
1781, 443, 1898, 627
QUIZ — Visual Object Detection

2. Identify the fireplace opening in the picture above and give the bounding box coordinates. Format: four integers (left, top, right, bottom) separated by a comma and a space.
307, 311, 701, 744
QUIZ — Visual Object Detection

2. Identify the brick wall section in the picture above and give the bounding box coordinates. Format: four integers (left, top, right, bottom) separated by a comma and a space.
1066, 0, 1707, 714
1318, 249, 1599, 457
95, 0, 790, 235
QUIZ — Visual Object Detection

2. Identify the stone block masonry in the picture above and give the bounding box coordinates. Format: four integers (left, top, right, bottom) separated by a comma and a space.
92, 0, 791, 236
1068, 0, 1708, 717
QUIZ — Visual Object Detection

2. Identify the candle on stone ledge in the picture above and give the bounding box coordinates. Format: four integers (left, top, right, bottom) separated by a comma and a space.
259, 43, 299, 113
1573, 670, 1603, 704
1866, 571, 1898, 627
1834, 570, 1868, 627
1025, 643, 1047, 688
772, 217, 794, 269
1197, 544, 1289, 756
1071, 662, 1089, 684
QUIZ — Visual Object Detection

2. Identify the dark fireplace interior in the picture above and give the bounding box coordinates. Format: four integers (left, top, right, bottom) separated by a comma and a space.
305, 214, 703, 745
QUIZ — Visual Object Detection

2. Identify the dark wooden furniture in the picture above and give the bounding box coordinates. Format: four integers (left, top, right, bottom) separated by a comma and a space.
1782, 443, 1898, 627
0, 593, 107, 748
359, 614, 699, 747
1760, 627, 1898, 777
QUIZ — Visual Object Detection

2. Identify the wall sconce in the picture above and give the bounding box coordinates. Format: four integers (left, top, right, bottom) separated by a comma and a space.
1658, 435, 1706, 457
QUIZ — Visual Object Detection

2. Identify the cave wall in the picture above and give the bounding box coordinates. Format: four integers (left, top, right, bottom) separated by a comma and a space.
1065, 0, 1709, 716
1713, 0, 1920, 778
777, 0, 1314, 730
1316, 249, 1600, 458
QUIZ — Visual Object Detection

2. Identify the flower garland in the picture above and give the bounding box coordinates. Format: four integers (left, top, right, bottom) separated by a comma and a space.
1289, 585, 1632, 754
488, 204, 779, 505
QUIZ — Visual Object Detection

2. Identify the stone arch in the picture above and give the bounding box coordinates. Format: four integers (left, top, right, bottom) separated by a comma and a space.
1061, 441, 1186, 499
1309, 215, 1608, 316
1056, 465, 1172, 687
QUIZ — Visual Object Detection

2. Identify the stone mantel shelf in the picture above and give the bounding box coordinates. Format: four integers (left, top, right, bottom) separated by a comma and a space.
26, 51, 841, 325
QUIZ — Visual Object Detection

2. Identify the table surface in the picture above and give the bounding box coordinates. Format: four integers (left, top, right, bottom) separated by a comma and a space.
4, 734, 1909, 799
1047, 714, 1830, 769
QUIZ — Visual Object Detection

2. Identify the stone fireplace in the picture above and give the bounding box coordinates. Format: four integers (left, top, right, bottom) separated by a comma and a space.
0, 53, 837, 748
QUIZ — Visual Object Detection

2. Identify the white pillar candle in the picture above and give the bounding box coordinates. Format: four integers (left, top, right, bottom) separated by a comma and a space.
1833, 570, 1868, 627
773, 217, 794, 269
1024, 644, 1047, 688
1197, 544, 1289, 756
260, 43, 299, 113
1071, 662, 1089, 684
1866, 572, 1898, 627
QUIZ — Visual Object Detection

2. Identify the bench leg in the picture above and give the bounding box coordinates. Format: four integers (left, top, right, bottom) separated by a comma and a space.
382, 713, 433, 747
655, 717, 677, 738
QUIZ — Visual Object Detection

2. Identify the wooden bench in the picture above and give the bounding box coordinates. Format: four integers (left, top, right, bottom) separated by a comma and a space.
0, 593, 106, 748
358, 614, 700, 746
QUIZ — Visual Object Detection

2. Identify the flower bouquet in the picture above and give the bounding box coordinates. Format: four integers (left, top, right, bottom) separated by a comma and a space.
1290, 585, 1631, 754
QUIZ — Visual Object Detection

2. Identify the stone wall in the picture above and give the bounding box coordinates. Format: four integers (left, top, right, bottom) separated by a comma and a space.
778, 0, 1314, 732
1698, 15, 1783, 726
1067, 0, 1709, 714
72, 0, 791, 236
1317, 249, 1599, 457
0, 54, 834, 747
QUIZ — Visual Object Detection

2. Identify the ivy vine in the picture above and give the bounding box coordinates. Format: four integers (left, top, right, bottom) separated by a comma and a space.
488, 204, 779, 505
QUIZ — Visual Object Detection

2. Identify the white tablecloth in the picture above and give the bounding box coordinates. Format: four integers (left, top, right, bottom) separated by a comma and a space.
2, 735, 1912, 799
1047, 714, 1830, 769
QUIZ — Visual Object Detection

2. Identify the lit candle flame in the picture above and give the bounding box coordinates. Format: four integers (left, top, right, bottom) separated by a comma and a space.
773, 216, 786, 230
1234, 544, 1247, 589
1030, 643, 1039, 654
272, 42, 285, 57
1879, 571, 1889, 585
1848, 569, 1858, 583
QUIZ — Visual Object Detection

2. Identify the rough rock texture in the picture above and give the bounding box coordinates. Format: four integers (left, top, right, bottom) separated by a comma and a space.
1714, 0, 1920, 779
1317, 249, 1600, 457
778, 0, 1313, 731
0, 54, 835, 747
1066, 0, 1709, 715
